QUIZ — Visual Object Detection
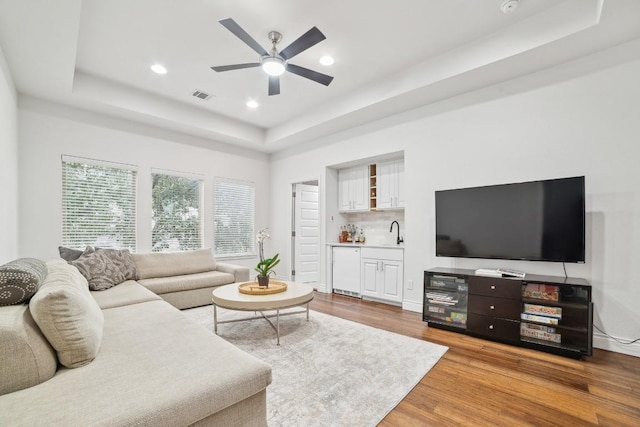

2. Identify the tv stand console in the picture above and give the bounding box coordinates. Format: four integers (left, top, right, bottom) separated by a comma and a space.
423, 267, 593, 359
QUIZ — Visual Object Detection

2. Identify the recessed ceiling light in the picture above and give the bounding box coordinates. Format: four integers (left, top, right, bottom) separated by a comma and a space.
151, 64, 167, 75
319, 55, 334, 66
246, 100, 259, 109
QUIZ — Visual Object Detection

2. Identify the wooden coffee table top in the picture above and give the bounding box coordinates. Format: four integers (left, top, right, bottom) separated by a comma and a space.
212, 281, 314, 311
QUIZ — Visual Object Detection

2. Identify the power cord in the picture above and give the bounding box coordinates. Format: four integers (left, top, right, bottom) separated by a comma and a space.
594, 324, 640, 345
562, 262, 568, 278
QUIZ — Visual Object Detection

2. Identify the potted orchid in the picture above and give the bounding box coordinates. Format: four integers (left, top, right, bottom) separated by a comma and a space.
255, 228, 279, 287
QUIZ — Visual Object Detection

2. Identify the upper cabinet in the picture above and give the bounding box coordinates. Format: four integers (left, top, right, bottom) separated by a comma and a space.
376, 159, 404, 210
338, 165, 369, 212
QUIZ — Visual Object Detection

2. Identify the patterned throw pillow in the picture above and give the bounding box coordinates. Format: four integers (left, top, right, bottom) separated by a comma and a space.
71, 249, 127, 291
95, 248, 138, 281
0, 258, 48, 306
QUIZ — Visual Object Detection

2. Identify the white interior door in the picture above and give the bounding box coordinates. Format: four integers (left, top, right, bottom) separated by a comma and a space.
294, 183, 319, 284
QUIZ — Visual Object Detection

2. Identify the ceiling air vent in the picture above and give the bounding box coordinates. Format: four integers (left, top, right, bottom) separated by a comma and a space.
191, 90, 211, 100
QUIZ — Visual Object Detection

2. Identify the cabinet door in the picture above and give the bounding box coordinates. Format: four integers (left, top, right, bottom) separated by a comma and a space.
338, 169, 353, 212
376, 161, 394, 209
381, 260, 403, 302
351, 165, 369, 211
376, 160, 404, 210
361, 258, 379, 297
395, 160, 405, 208
338, 166, 369, 212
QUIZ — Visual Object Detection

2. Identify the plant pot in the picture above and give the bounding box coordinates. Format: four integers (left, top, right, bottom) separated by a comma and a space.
257, 275, 269, 287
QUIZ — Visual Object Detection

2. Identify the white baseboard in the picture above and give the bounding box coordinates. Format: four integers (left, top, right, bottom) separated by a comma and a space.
593, 331, 640, 358
314, 283, 330, 293
402, 300, 422, 313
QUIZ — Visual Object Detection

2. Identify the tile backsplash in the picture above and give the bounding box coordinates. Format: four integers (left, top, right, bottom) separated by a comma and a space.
339, 211, 405, 245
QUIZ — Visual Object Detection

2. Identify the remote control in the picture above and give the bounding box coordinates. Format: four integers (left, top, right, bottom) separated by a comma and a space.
496, 268, 526, 278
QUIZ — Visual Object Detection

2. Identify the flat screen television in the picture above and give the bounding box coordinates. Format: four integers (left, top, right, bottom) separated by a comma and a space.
435, 176, 585, 263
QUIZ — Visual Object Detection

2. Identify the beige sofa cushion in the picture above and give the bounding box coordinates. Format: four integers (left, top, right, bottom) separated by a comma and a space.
137, 270, 235, 295
0, 300, 272, 426
91, 280, 162, 309
29, 259, 104, 368
0, 304, 57, 396
133, 248, 217, 279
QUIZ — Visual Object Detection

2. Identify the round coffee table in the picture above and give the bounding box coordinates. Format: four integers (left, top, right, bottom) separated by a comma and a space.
211, 281, 314, 345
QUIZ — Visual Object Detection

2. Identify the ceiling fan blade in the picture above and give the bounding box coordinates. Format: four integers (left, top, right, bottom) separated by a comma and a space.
219, 18, 269, 56
279, 27, 326, 61
286, 64, 334, 86
268, 76, 280, 96
211, 63, 260, 72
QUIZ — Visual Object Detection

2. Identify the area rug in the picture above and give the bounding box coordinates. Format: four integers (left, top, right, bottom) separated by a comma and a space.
182, 305, 447, 426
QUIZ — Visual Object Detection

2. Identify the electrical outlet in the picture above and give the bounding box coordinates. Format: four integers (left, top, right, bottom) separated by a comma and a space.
407, 279, 413, 290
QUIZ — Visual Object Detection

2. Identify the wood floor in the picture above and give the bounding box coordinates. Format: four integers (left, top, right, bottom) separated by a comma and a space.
309, 292, 640, 426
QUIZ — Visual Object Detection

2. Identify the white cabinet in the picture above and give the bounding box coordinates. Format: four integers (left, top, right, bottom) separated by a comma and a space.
377, 159, 404, 210
338, 165, 369, 212
332, 247, 362, 295
360, 248, 403, 303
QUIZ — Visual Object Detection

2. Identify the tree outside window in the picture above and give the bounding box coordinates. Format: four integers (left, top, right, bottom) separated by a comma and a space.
151, 173, 202, 252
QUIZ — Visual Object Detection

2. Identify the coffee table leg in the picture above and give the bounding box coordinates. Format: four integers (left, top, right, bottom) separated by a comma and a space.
213, 304, 218, 334
306, 303, 310, 321
276, 308, 280, 346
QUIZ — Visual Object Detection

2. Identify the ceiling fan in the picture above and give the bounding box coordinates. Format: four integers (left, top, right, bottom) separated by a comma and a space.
211, 18, 334, 96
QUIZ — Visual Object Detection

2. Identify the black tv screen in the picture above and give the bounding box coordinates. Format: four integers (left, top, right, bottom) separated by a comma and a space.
435, 176, 585, 263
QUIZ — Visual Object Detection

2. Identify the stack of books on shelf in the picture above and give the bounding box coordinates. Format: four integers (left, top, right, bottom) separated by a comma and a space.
521, 303, 562, 343
520, 323, 561, 343
426, 291, 458, 306
522, 283, 559, 301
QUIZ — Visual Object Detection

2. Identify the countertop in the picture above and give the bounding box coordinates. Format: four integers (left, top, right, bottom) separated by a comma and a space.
327, 243, 404, 249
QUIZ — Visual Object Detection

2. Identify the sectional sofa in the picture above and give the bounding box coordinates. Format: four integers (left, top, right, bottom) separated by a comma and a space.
0, 250, 271, 426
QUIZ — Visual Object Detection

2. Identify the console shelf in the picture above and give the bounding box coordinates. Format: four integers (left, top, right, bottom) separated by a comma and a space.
423, 267, 593, 359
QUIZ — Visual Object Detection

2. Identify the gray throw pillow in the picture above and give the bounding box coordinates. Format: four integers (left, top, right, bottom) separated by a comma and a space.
71, 249, 127, 291
58, 246, 84, 262
0, 258, 48, 306
95, 248, 138, 281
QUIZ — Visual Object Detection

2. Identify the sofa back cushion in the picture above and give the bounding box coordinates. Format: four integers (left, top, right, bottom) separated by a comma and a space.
132, 248, 217, 279
29, 259, 104, 368
0, 304, 58, 395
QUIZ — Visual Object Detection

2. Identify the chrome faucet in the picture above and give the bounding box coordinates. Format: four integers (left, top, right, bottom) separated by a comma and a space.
390, 221, 403, 245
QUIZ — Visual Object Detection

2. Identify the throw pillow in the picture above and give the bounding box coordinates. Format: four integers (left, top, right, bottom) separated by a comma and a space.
58, 246, 84, 262
29, 259, 104, 368
71, 249, 127, 291
0, 258, 48, 306
95, 248, 138, 281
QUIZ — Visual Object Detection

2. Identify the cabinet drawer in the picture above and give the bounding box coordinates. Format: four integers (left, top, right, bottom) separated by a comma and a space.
361, 247, 403, 261
468, 276, 521, 299
467, 313, 520, 342
468, 295, 521, 320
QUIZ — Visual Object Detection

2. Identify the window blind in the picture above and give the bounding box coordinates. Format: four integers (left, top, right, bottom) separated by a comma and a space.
214, 178, 255, 257
151, 172, 203, 252
62, 157, 137, 251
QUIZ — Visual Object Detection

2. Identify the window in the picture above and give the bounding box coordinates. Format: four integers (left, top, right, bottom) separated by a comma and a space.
214, 178, 255, 257
151, 170, 203, 252
62, 156, 137, 251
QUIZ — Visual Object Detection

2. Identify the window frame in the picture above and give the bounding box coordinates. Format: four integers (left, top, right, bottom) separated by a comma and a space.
61, 155, 138, 252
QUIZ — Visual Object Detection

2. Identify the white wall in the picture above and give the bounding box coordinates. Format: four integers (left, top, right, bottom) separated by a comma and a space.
0, 45, 18, 264
17, 99, 270, 271
271, 55, 640, 356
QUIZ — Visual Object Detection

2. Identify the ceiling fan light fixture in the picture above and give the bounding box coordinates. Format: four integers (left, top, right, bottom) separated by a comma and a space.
261, 56, 286, 76
150, 64, 167, 75
320, 55, 334, 66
